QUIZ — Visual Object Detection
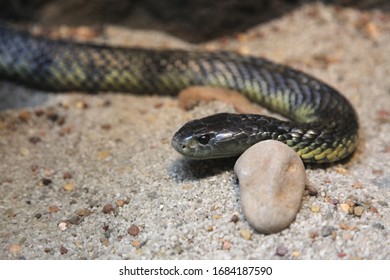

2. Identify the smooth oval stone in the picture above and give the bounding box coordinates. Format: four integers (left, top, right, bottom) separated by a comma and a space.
234, 140, 306, 234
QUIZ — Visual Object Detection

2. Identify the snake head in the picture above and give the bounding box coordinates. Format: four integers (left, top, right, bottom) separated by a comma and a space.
171, 113, 252, 159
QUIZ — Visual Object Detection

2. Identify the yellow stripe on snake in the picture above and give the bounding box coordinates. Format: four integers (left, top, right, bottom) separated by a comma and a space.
0, 24, 358, 163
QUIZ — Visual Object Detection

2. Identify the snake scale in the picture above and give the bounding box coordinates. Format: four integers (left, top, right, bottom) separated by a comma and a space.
0, 23, 358, 163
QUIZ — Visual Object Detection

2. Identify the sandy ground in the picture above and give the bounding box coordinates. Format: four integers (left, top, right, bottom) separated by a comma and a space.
1, 3, 389, 259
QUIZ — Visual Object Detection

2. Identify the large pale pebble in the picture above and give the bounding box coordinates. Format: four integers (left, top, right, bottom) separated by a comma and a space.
234, 140, 306, 234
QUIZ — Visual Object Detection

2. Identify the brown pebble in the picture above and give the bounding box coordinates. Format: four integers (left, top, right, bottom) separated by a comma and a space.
340, 203, 350, 213
338, 251, 347, 258
31, 164, 39, 172
9, 244, 22, 254
309, 231, 319, 239
18, 111, 31, 122
352, 182, 363, 189
44, 248, 53, 254
101, 124, 112, 130
116, 199, 126, 207
59, 127, 72, 136
306, 184, 318, 196
231, 214, 239, 223
63, 172, 72, 179
48, 205, 60, 213
353, 206, 364, 217
5, 209, 16, 218
28, 136, 41, 144
372, 169, 384, 176
60, 245, 68, 255
102, 204, 114, 214
42, 178, 52, 186
128, 225, 140, 236
46, 112, 60, 122
369, 206, 378, 213
76, 209, 93, 217
100, 238, 109, 247
132, 240, 140, 247
343, 232, 353, 240
63, 183, 75, 192
223, 240, 231, 250
339, 223, 348, 230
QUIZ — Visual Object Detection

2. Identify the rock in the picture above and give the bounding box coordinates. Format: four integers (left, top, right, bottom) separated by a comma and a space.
321, 225, 336, 237
234, 140, 306, 234
275, 244, 288, 256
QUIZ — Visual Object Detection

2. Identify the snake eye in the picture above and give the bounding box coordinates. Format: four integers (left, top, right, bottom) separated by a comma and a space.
198, 134, 210, 145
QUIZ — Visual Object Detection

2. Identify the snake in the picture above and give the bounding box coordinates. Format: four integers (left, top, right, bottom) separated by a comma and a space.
0, 23, 358, 163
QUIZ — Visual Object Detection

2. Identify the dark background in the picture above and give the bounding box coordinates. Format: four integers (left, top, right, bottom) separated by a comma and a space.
0, 0, 388, 42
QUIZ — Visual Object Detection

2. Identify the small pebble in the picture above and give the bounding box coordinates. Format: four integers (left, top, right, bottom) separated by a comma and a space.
67, 216, 82, 225
223, 240, 232, 251
63, 183, 75, 192
369, 206, 378, 213
28, 136, 41, 144
98, 150, 110, 160
48, 205, 60, 213
20, 147, 30, 156
100, 238, 109, 247
42, 178, 52, 186
338, 251, 347, 258
340, 203, 350, 213
353, 206, 364, 217
63, 172, 72, 179
58, 222, 67, 231
18, 111, 31, 122
306, 184, 318, 196
230, 214, 239, 223
239, 229, 252, 240
311, 205, 321, 213
9, 244, 22, 254
102, 204, 114, 214
234, 140, 306, 234
5, 209, 16, 218
343, 232, 353, 240
116, 200, 125, 207
60, 245, 68, 255
128, 225, 140, 236
276, 244, 288, 256
373, 223, 385, 230
291, 251, 301, 258
76, 209, 93, 217
321, 226, 336, 237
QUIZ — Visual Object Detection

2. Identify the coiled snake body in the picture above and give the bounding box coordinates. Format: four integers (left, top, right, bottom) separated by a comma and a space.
0, 24, 358, 163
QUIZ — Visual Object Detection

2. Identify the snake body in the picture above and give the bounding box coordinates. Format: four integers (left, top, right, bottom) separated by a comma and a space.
0, 24, 358, 163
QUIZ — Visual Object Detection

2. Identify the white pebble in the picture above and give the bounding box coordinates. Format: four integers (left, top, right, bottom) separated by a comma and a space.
234, 140, 306, 234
